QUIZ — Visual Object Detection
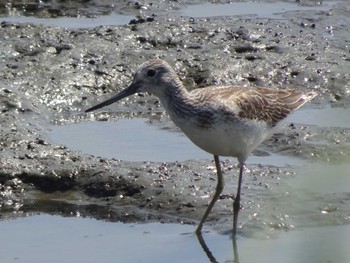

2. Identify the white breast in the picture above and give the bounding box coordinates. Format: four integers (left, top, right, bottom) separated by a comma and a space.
178, 118, 276, 164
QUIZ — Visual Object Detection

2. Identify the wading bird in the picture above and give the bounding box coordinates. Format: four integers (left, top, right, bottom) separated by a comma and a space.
86, 59, 316, 236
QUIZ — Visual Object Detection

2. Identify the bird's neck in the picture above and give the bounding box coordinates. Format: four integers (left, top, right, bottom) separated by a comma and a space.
159, 82, 197, 122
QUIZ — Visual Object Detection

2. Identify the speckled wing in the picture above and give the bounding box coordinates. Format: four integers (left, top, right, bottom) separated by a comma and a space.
235, 87, 316, 126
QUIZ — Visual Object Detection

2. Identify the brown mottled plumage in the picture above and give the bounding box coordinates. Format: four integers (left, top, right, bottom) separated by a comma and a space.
235, 87, 310, 126
86, 59, 317, 236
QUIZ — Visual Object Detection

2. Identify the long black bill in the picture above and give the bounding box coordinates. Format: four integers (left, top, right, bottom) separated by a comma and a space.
85, 82, 139, 113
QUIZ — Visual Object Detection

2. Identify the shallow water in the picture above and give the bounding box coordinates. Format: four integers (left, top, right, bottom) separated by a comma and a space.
0, 0, 340, 28
0, 12, 134, 28
181, 1, 337, 19
50, 118, 210, 162
49, 117, 308, 166
0, 214, 349, 263
50, 106, 349, 164
288, 105, 350, 128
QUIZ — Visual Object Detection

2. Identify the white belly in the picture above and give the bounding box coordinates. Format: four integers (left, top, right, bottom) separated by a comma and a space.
178, 119, 276, 164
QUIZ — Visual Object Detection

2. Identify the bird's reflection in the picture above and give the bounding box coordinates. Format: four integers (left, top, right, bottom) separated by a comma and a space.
196, 232, 240, 263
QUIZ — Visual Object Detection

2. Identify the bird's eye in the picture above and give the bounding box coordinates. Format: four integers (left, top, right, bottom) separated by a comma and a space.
147, 69, 157, 77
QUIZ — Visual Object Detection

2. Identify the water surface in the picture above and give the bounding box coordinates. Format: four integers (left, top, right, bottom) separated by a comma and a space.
50, 106, 349, 163
181, 1, 337, 19
1, 12, 134, 28
50, 117, 307, 165
0, 214, 349, 263
0, 0, 339, 28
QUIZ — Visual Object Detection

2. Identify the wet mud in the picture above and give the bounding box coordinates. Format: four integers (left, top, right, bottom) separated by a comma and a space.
0, 0, 349, 235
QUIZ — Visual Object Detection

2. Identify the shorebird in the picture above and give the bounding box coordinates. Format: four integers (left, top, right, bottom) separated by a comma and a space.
85, 59, 317, 236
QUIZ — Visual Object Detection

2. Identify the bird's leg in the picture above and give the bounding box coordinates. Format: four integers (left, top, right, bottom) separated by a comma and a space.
233, 163, 245, 236
196, 155, 224, 234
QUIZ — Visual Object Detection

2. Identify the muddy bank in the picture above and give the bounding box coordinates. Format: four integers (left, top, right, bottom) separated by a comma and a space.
0, 0, 349, 234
